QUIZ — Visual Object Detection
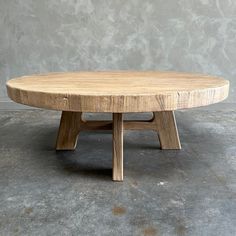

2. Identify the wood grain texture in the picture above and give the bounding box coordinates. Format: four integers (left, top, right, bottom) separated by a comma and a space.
112, 113, 123, 181
6, 71, 229, 113
78, 118, 156, 131
56, 111, 82, 150
154, 111, 181, 150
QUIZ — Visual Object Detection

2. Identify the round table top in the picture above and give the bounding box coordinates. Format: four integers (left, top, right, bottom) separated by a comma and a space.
7, 71, 229, 112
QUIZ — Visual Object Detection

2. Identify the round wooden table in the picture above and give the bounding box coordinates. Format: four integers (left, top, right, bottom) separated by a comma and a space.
7, 71, 229, 181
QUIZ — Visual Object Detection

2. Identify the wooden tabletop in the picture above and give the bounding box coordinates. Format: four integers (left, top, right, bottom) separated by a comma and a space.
7, 71, 229, 112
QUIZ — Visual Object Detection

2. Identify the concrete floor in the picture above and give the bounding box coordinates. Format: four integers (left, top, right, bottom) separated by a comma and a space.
0, 105, 236, 236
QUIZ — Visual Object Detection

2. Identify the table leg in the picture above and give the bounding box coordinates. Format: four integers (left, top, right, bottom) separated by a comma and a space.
154, 111, 181, 150
56, 111, 82, 150
112, 113, 124, 181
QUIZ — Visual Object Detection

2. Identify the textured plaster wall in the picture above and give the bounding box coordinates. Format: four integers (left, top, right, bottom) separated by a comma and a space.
0, 0, 235, 104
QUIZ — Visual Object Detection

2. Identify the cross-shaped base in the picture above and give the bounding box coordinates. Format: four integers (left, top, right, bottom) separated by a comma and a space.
56, 111, 181, 181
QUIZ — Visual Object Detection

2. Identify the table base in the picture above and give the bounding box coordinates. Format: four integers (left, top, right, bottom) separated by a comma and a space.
56, 111, 181, 181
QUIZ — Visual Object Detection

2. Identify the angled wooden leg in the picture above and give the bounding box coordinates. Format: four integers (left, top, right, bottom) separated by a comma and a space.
112, 113, 123, 181
56, 111, 82, 150
154, 111, 181, 150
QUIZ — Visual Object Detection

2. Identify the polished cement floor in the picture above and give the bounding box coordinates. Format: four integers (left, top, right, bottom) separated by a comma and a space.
0, 105, 236, 236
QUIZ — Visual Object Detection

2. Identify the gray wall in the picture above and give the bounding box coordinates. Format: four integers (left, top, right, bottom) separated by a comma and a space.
1, 0, 235, 107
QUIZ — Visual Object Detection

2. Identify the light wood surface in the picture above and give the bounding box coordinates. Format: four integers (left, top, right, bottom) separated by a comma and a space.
112, 113, 123, 181
6, 71, 229, 181
154, 111, 181, 149
55, 111, 180, 181
7, 71, 229, 113
66, 116, 156, 131
56, 111, 82, 150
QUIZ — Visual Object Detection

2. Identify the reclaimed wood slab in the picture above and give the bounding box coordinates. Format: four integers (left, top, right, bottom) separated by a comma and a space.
7, 71, 229, 181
